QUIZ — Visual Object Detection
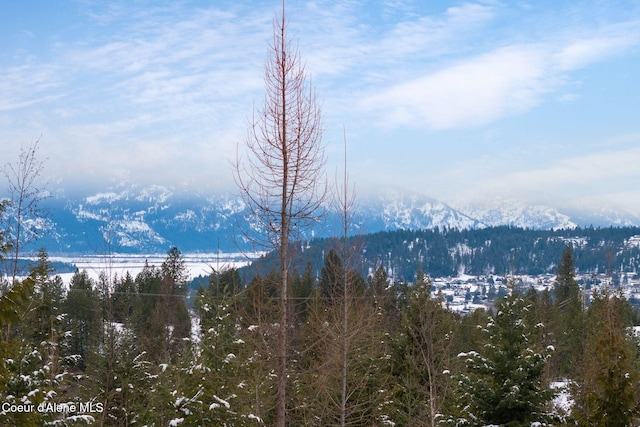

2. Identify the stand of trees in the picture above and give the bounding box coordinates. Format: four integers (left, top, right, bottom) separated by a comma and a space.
247, 225, 640, 283
1, 243, 639, 426
2, 4, 640, 425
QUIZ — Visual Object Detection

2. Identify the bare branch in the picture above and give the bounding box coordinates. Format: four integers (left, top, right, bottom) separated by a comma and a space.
2, 136, 49, 283
233, 3, 326, 425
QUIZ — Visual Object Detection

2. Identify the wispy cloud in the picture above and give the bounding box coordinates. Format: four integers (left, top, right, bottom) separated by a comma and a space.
0, 2, 276, 191
553, 21, 640, 71
460, 139, 640, 210
377, 1, 496, 58
299, 1, 496, 80
359, 17, 640, 129
0, 63, 63, 111
2, 0, 640, 214
362, 44, 551, 129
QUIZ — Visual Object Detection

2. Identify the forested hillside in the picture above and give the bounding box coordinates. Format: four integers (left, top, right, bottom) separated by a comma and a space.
242, 226, 640, 282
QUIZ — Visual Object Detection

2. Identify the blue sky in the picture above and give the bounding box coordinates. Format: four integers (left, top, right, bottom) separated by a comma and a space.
2, 0, 640, 213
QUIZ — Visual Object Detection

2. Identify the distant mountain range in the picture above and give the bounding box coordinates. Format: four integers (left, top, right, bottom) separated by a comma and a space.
20, 184, 640, 255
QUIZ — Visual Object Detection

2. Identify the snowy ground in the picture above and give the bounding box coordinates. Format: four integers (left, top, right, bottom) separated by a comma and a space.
550, 381, 573, 416
48, 252, 258, 285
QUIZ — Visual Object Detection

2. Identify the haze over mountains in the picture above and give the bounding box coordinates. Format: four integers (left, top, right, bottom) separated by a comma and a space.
31, 184, 640, 255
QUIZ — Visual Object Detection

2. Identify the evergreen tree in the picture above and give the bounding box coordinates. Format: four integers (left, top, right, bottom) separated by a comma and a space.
524, 287, 557, 382
241, 271, 279, 326
26, 248, 65, 346
552, 246, 585, 378
0, 334, 66, 426
111, 271, 136, 323
370, 265, 401, 322
23, 249, 68, 406
132, 261, 162, 328
290, 262, 314, 324
83, 323, 152, 426
175, 280, 257, 426
392, 273, 457, 427
369, 264, 388, 297
554, 246, 578, 303
448, 291, 556, 426
0, 276, 67, 426
237, 270, 282, 425
452, 308, 489, 360
161, 246, 189, 296
151, 248, 192, 360
0, 277, 34, 336
65, 269, 101, 368
572, 289, 640, 426
319, 249, 344, 302
131, 255, 190, 363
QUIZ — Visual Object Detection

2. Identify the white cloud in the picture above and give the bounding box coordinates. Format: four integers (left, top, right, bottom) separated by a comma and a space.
3, 0, 640, 215
362, 44, 552, 129
554, 22, 640, 71
376, 1, 496, 60
358, 15, 640, 130
461, 142, 640, 212
0, 2, 274, 190
0, 63, 63, 111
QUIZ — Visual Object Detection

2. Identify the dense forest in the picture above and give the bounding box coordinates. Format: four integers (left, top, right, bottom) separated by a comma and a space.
239, 226, 640, 283
2, 240, 640, 425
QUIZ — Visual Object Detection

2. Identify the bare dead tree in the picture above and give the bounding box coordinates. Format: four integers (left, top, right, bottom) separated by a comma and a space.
234, 2, 326, 425
337, 128, 356, 427
2, 137, 48, 285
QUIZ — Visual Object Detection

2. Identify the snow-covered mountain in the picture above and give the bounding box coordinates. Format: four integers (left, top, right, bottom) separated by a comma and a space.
563, 206, 640, 228
24, 184, 639, 255
355, 190, 483, 232
453, 198, 577, 230
39, 186, 252, 254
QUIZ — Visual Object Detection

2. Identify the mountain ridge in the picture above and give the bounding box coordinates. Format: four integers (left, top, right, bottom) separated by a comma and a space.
17, 184, 640, 255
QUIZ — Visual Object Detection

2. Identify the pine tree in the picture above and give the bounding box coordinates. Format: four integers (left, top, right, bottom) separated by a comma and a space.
233, 269, 282, 424
0, 277, 65, 426
452, 308, 489, 361
552, 245, 584, 378
290, 262, 314, 323
65, 269, 101, 369
161, 246, 189, 296
449, 291, 556, 426
131, 256, 190, 363
369, 265, 388, 297
318, 248, 344, 302
172, 278, 257, 426
0, 335, 65, 426
572, 289, 640, 426
83, 323, 152, 426
523, 287, 557, 383
111, 271, 136, 323
25, 249, 65, 345
393, 274, 457, 427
